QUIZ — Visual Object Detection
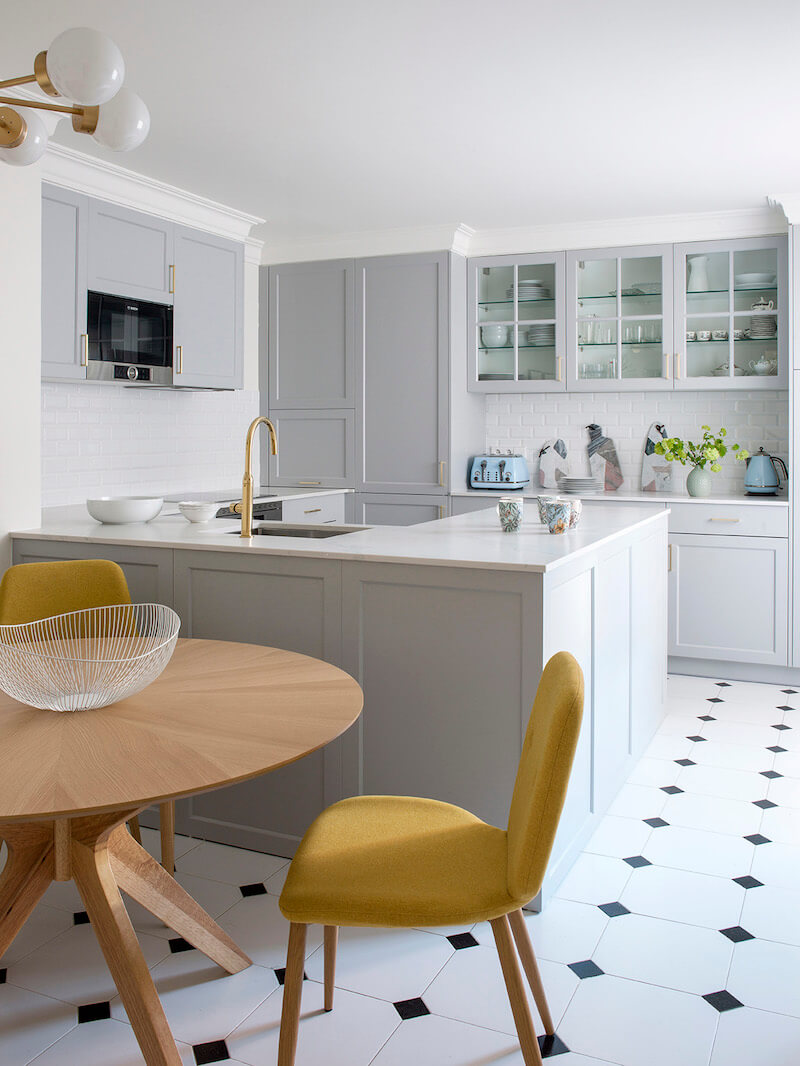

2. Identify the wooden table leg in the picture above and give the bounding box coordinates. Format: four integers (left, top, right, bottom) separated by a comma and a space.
0, 823, 54, 958
158, 802, 175, 875
109, 825, 251, 974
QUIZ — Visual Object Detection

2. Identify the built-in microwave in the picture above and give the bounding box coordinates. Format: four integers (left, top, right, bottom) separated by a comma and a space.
87, 291, 173, 385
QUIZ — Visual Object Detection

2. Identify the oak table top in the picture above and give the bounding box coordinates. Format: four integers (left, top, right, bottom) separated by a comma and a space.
0, 637, 364, 822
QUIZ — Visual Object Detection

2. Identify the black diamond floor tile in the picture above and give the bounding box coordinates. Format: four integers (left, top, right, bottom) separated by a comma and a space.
568, 959, 604, 978
772, 723, 791, 731
394, 997, 430, 1020
716, 682, 732, 688
239, 882, 267, 897
447, 932, 479, 950
0, 968, 6, 984
760, 770, 783, 779
169, 936, 194, 954
674, 759, 695, 768
707, 697, 724, 704
540, 1033, 570, 1057
274, 967, 308, 986
767, 746, 787, 754
643, 817, 669, 828
698, 715, 716, 722
78, 1001, 111, 1024
733, 875, 764, 889
598, 901, 630, 917
777, 705, 795, 712
73, 910, 90, 926
752, 799, 777, 809
661, 784, 684, 793
781, 689, 797, 694
720, 926, 755, 943
193, 1039, 230, 1065
623, 855, 651, 868
703, 990, 744, 1012
744, 834, 772, 845
686, 735, 708, 743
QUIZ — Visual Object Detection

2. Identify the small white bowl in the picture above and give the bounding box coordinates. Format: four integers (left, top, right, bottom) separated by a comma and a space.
86, 497, 163, 524
178, 501, 219, 524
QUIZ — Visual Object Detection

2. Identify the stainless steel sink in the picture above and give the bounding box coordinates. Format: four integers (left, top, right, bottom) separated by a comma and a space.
228, 524, 368, 539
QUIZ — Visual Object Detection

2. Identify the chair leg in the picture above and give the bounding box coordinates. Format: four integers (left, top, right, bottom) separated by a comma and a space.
278, 922, 307, 1066
323, 925, 337, 1011
158, 802, 175, 876
128, 817, 143, 846
490, 914, 543, 1066
508, 908, 555, 1036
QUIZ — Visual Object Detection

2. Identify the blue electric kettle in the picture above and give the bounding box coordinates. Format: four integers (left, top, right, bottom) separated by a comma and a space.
744, 448, 788, 495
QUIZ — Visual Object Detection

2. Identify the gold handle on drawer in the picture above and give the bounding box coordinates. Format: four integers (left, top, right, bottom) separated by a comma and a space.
439, 460, 446, 487
169, 264, 175, 294
708, 517, 740, 523
674, 352, 681, 379
668, 544, 673, 572
176, 345, 183, 374
304, 507, 322, 514
298, 481, 321, 486
557, 355, 563, 382
80, 333, 88, 367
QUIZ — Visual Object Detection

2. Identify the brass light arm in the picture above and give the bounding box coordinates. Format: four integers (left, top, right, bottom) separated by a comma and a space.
0, 74, 38, 90
0, 96, 98, 135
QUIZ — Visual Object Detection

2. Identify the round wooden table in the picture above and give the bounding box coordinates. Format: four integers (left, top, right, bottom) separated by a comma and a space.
0, 638, 363, 1066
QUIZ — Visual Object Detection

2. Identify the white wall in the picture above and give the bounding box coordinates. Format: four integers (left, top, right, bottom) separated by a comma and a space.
485, 390, 789, 496
0, 166, 41, 568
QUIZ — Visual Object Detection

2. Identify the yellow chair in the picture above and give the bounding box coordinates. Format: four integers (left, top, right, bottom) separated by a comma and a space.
277, 650, 584, 1066
0, 559, 177, 874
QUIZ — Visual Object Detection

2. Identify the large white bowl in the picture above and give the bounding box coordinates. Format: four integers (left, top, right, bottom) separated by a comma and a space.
86, 497, 163, 524
178, 501, 219, 524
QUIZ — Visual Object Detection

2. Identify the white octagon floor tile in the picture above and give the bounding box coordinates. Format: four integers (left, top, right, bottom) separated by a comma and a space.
368, 1012, 526, 1066
607, 785, 668, 820
750, 841, 800, 890
643, 824, 755, 879
675, 763, 769, 802
716, 681, 790, 705
658, 713, 705, 737
423, 942, 578, 1037
227, 980, 399, 1066
727, 938, 800, 1017
760, 806, 800, 846
666, 676, 719, 700
688, 740, 771, 773
773, 750, 800, 779
7, 923, 170, 1006
592, 913, 733, 995
660, 791, 762, 837
767, 775, 800, 808
740, 883, 800, 946
216, 892, 323, 970
0, 904, 73, 966
772, 728, 800, 752
472, 899, 608, 965
0, 984, 75, 1066
643, 734, 693, 762
27, 1017, 195, 1065
558, 973, 717, 1066
176, 841, 289, 886
710, 1005, 800, 1066
707, 702, 788, 726
115, 953, 277, 1044
620, 864, 745, 929
139, 828, 200, 864
625, 757, 680, 788
304, 926, 453, 1004
554, 854, 633, 906
585, 815, 653, 859
265, 864, 289, 896
700, 720, 779, 749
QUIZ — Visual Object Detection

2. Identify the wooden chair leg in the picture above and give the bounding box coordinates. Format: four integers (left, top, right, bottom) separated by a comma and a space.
324, 925, 337, 1011
158, 802, 175, 875
490, 914, 543, 1066
278, 922, 307, 1066
508, 908, 555, 1036
128, 816, 143, 846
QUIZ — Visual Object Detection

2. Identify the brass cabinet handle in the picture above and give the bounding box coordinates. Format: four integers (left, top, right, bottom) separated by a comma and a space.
80, 333, 88, 367
668, 544, 673, 572
675, 352, 681, 379
557, 355, 563, 382
169, 264, 175, 294
176, 346, 183, 373
708, 517, 740, 523
664, 351, 670, 380
439, 460, 446, 487
298, 481, 321, 486
304, 507, 322, 514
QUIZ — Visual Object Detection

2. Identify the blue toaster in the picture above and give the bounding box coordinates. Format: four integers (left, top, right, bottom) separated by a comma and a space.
469, 453, 530, 489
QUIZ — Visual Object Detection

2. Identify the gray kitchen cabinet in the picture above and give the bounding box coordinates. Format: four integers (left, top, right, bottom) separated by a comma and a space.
269, 409, 355, 488
172, 226, 244, 389
351, 493, 447, 526
355, 252, 449, 495
87, 199, 174, 304
268, 259, 354, 408
42, 184, 89, 381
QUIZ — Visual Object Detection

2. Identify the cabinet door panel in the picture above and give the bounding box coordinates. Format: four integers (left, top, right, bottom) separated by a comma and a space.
42, 185, 88, 380
356, 253, 448, 494
88, 200, 173, 303
173, 227, 243, 388
352, 493, 446, 525
669, 533, 788, 665
270, 410, 355, 488
269, 260, 354, 407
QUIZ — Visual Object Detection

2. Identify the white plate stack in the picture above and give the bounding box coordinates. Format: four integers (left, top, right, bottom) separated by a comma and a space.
506, 279, 551, 301
749, 316, 777, 338
559, 476, 602, 495
526, 323, 556, 347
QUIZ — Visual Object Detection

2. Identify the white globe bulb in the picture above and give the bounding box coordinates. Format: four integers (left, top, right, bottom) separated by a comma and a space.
92, 88, 150, 151
47, 27, 125, 105
0, 107, 48, 166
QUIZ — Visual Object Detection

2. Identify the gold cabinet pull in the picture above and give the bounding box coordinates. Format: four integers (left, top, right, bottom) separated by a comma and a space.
439, 460, 446, 487
169, 264, 175, 293
557, 355, 563, 382
80, 332, 88, 367
298, 481, 321, 486
175, 345, 183, 373
304, 507, 322, 514
664, 351, 670, 380
674, 352, 681, 379
668, 544, 673, 571
708, 517, 740, 523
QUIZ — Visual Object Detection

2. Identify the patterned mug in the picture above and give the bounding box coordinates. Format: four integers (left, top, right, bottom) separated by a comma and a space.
497, 496, 524, 532
545, 499, 571, 534
563, 497, 582, 528
536, 495, 556, 523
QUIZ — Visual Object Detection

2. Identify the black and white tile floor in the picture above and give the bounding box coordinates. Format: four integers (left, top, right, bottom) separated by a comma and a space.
3, 674, 800, 1065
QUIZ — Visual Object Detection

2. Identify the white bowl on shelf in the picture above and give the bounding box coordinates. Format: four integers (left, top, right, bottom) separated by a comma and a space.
734, 273, 776, 287
178, 501, 219, 524
86, 497, 163, 524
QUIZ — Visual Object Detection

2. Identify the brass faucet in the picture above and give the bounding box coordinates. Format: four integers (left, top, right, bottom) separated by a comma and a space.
233, 416, 277, 538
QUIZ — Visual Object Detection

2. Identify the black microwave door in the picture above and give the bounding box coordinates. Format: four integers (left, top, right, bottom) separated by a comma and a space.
88, 292, 173, 368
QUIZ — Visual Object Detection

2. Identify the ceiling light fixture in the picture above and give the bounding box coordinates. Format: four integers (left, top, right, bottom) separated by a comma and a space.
0, 27, 150, 166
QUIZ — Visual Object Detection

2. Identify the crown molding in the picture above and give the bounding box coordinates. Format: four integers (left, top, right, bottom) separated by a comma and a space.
766, 194, 800, 225
260, 222, 475, 265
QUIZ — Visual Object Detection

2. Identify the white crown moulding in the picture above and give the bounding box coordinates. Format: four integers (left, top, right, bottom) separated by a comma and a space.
259, 223, 476, 265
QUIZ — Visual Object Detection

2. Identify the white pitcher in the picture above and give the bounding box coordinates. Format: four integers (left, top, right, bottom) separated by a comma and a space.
687, 255, 710, 292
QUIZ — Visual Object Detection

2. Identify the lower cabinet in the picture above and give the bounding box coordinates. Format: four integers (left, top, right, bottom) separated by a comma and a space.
351, 493, 447, 525
280, 493, 346, 525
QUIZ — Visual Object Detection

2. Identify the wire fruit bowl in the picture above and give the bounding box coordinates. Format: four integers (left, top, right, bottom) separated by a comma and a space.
0, 604, 180, 712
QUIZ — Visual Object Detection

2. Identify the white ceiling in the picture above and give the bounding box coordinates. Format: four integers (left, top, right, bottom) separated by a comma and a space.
5, 0, 800, 246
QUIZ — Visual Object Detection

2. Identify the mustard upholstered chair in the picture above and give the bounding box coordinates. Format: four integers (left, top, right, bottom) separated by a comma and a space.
277, 650, 584, 1066
0, 559, 177, 874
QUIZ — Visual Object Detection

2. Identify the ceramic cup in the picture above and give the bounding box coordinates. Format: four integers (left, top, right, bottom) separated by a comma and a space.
732, 329, 745, 340
712, 329, 728, 341
685, 330, 697, 342
536, 495, 556, 523
696, 330, 712, 341
497, 496, 523, 532
545, 499, 571, 535
564, 497, 583, 528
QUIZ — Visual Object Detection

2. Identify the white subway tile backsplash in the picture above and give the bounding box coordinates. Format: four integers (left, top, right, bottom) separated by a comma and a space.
41, 383, 260, 507
485, 389, 789, 494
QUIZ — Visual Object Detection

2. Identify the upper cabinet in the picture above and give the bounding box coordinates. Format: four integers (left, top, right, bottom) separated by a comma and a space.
268, 259, 354, 408
87, 200, 174, 304
42, 185, 89, 381
172, 227, 243, 389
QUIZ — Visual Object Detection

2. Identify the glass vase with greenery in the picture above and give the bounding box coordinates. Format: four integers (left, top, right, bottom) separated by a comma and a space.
654, 426, 749, 498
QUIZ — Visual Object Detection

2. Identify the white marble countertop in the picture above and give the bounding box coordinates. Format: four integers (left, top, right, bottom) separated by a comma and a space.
13, 503, 667, 575
451, 487, 788, 507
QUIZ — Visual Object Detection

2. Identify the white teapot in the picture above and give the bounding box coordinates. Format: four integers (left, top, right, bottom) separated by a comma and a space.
751, 297, 775, 312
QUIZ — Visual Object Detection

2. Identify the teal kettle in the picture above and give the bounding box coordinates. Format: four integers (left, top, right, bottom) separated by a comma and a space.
744, 448, 788, 495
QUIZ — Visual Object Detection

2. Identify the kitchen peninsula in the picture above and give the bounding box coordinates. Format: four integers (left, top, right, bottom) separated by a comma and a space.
11, 503, 667, 901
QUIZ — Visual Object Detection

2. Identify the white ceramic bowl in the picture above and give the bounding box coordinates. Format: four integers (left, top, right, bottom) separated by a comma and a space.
178, 501, 219, 524
86, 497, 163, 524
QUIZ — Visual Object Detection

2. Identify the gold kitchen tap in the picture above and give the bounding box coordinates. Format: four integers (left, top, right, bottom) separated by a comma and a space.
233, 416, 278, 538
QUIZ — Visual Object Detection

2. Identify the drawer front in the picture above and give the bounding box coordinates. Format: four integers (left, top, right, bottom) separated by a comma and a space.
668, 502, 788, 538
281, 494, 346, 525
